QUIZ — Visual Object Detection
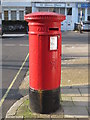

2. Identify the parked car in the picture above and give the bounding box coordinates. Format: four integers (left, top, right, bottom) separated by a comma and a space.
81, 21, 90, 31
75, 21, 90, 33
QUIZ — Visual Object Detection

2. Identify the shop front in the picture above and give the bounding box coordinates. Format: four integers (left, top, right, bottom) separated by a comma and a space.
32, 2, 75, 31
76, 3, 90, 22
2, 0, 89, 31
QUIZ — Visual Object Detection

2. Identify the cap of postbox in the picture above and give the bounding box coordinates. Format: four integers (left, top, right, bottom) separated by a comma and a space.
24, 12, 66, 23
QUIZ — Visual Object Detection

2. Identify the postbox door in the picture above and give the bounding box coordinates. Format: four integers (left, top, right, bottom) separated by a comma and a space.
38, 34, 61, 90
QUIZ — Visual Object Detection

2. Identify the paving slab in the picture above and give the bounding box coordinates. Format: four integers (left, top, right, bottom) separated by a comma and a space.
5, 115, 23, 119
61, 96, 74, 107
87, 107, 90, 115
78, 119, 89, 120
25, 119, 50, 120
50, 106, 64, 118
37, 114, 51, 118
72, 96, 88, 107
61, 87, 81, 97
72, 85, 88, 89
6, 95, 29, 118
63, 106, 88, 118
61, 101, 74, 107
61, 96, 72, 101
50, 118, 77, 120
79, 87, 89, 97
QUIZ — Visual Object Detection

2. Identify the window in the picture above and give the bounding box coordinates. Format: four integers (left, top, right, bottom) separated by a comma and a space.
4, 11, 8, 20
49, 8, 60, 13
67, 8, 72, 15
88, 8, 90, 21
11, 11, 16, 20
39, 8, 48, 12
25, 7, 32, 14
78, 8, 85, 22
60, 8, 65, 15
53, 8, 59, 13
49, 8, 54, 12
0, 13, 1, 19
88, 16, 90, 21
19, 11, 24, 20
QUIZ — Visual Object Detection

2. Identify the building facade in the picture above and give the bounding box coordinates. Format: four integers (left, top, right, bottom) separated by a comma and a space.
2, 0, 90, 31
0, 0, 1, 25
2, 0, 32, 21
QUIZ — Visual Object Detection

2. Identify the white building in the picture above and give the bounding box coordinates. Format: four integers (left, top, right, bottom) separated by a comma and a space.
2, 0, 32, 21
2, 0, 90, 31
0, 0, 1, 25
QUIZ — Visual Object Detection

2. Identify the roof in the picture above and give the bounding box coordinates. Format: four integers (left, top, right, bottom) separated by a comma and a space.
2, 0, 89, 3
31, 0, 89, 2
2, 0, 89, 7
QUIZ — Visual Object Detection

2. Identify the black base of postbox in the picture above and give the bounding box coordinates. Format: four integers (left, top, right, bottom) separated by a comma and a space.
29, 87, 60, 114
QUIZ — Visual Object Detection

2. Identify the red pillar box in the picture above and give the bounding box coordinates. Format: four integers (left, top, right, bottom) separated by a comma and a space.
24, 12, 65, 114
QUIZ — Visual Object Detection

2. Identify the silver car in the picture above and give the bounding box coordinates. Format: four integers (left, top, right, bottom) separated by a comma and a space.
82, 21, 90, 31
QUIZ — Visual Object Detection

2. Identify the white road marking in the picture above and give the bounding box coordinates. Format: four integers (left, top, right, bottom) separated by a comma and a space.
3, 44, 29, 47
3, 34, 26, 37
0, 53, 29, 107
19, 44, 29, 47
4, 44, 16, 47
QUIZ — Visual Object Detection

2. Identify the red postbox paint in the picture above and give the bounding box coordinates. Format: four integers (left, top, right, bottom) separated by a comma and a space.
25, 12, 65, 114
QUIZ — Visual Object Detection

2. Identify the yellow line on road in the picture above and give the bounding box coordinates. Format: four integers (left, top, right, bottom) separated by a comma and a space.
0, 53, 29, 107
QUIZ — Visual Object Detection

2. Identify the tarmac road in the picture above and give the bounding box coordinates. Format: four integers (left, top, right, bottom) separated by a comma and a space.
62, 31, 88, 44
1, 31, 88, 119
2, 34, 29, 118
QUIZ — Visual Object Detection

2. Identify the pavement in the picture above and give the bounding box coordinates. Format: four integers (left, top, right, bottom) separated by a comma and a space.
5, 38, 89, 119
6, 66, 89, 119
6, 82, 89, 119
1, 31, 89, 119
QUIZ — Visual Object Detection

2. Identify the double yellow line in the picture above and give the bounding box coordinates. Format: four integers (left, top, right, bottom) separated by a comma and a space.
0, 53, 29, 107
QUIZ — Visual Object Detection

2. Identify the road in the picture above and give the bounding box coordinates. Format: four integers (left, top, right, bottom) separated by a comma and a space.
62, 31, 88, 44
2, 35, 29, 118
1, 31, 89, 119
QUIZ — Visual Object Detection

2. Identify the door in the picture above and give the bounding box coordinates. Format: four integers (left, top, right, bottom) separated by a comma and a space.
66, 15, 72, 30
66, 8, 72, 30
60, 8, 66, 31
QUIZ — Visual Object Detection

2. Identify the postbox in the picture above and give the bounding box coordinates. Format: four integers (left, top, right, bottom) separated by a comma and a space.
24, 12, 65, 114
